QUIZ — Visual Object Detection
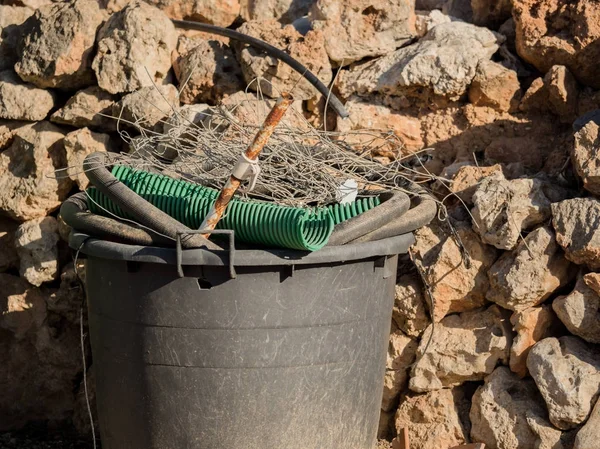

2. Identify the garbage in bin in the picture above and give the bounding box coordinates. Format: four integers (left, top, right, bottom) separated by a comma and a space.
59, 22, 437, 449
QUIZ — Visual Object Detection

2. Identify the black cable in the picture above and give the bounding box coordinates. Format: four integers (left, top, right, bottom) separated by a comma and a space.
61, 192, 173, 246
327, 191, 411, 246
83, 153, 222, 250
171, 19, 349, 119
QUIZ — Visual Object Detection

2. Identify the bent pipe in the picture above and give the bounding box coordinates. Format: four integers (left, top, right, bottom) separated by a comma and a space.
171, 19, 349, 119
60, 193, 173, 247
349, 186, 437, 244
83, 152, 222, 250
327, 190, 410, 246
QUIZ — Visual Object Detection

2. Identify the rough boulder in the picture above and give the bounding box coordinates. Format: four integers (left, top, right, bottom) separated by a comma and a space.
409, 305, 512, 392
0, 122, 72, 221
309, 0, 416, 66
338, 22, 501, 106
527, 336, 600, 430
14, 0, 106, 89
486, 226, 573, 311
92, 1, 177, 94
410, 221, 498, 322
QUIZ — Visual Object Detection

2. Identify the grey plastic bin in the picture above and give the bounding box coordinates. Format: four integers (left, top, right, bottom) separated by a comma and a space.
70, 232, 415, 449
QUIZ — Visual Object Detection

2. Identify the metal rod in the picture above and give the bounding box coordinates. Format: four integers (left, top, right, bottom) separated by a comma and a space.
199, 94, 294, 237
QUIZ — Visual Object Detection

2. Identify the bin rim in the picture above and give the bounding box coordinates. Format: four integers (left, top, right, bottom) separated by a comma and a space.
69, 232, 415, 267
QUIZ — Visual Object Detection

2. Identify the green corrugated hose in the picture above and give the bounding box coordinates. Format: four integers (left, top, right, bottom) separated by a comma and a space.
87, 166, 379, 251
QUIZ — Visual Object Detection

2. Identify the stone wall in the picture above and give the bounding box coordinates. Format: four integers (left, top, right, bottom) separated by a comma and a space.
1, 0, 600, 447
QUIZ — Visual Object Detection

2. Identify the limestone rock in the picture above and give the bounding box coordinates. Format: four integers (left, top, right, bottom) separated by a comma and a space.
583, 272, 600, 296
411, 221, 498, 322
0, 5, 34, 72
101, 0, 240, 26
51, 86, 118, 131
235, 20, 331, 100
144, 0, 240, 27
0, 217, 18, 273
519, 77, 549, 112
112, 84, 179, 130
409, 305, 512, 392
0, 119, 27, 149
382, 328, 418, 411
173, 36, 242, 104
552, 198, 600, 269
393, 388, 469, 449
471, 172, 566, 250
47, 262, 86, 325
14, 217, 59, 287
471, 0, 511, 28
545, 65, 579, 123
0, 5, 34, 30
449, 164, 503, 206
0, 273, 82, 430
468, 60, 521, 112
470, 367, 546, 449
414, 10, 452, 38
487, 226, 573, 311
64, 128, 112, 189
14, 0, 106, 89
575, 398, 600, 449
0, 122, 71, 221
572, 116, 600, 196
0, 70, 56, 121
510, 305, 561, 378
0, 273, 46, 339
338, 22, 501, 106
4, 0, 51, 8
92, 1, 177, 94
513, 0, 600, 88
241, 0, 314, 23
393, 274, 430, 338
528, 336, 600, 430
526, 411, 565, 449
309, 0, 415, 66
336, 98, 424, 156
553, 273, 600, 344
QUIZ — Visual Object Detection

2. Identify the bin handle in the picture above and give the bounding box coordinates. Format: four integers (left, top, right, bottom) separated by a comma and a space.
176, 229, 236, 279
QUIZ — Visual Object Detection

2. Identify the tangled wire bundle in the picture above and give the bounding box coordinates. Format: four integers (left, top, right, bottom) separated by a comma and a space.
109, 89, 435, 208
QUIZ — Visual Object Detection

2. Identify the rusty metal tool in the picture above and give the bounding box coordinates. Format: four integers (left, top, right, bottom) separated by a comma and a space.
198, 94, 294, 238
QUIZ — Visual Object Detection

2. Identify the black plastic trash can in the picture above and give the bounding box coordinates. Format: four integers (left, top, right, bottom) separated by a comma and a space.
71, 232, 414, 449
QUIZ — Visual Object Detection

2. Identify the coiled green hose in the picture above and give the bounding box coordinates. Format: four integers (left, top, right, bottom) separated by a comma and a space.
87, 166, 379, 251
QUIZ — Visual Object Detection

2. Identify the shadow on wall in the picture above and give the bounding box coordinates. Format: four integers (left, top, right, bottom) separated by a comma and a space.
420, 109, 572, 177
0, 268, 94, 435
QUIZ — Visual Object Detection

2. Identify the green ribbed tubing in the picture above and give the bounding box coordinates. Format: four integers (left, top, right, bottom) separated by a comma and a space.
86, 166, 379, 251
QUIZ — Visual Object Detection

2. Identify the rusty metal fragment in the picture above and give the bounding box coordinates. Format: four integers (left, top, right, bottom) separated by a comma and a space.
199, 94, 293, 237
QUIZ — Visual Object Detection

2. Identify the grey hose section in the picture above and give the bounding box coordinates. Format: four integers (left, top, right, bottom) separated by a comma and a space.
171, 19, 349, 119
349, 186, 437, 244
60, 192, 173, 247
83, 152, 222, 250
327, 190, 411, 246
